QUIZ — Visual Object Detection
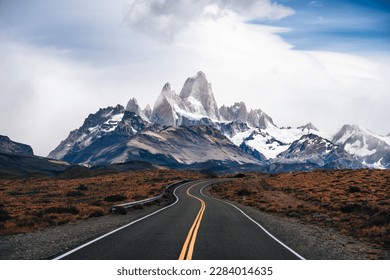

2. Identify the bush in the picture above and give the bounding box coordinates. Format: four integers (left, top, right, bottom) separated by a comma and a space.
76, 184, 88, 191
113, 206, 128, 215
44, 206, 79, 215
348, 186, 361, 193
91, 201, 103, 206
7, 191, 23, 196
363, 211, 390, 227
66, 191, 85, 197
15, 216, 38, 227
236, 189, 252, 197
0, 209, 10, 222
234, 173, 246, 178
340, 203, 361, 213
88, 209, 105, 218
104, 194, 127, 202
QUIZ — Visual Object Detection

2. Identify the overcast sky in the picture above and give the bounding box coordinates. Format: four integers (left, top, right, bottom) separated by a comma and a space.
0, 0, 389, 156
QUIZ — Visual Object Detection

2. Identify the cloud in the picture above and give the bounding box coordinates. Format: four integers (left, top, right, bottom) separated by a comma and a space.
122, 0, 294, 39
0, 0, 389, 156
0, 40, 137, 156
166, 15, 390, 134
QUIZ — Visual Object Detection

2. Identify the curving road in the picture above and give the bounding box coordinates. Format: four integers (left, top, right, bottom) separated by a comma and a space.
55, 179, 304, 260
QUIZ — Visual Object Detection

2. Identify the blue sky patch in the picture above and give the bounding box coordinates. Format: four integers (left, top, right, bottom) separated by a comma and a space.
251, 0, 390, 53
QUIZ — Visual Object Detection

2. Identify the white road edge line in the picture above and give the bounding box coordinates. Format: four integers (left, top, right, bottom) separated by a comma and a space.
53, 181, 192, 260
200, 182, 306, 260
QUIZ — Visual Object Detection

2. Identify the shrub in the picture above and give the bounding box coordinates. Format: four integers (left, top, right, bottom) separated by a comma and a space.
104, 194, 127, 202
44, 206, 79, 215
236, 189, 252, 197
76, 184, 88, 191
363, 211, 390, 227
91, 201, 103, 206
340, 203, 362, 213
7, 191, 23, 196
15, 216, 38, 228
113, 206, 127, 215
66, 191, 85, 197
88, 209, 105, 218
0, 209, 10, 222
348, 186, 361, 193
234, 173, 246, 178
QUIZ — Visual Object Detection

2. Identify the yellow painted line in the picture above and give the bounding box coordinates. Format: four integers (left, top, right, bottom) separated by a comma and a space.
178, 183, 206, 260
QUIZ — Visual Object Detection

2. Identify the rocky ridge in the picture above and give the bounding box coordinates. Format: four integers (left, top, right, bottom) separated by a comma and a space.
48, 71, 389, 171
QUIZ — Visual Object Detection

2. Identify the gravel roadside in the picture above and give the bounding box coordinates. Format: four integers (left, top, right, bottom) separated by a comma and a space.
1, 188, 387, 260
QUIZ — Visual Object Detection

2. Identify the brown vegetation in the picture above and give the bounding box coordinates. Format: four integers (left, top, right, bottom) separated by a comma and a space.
209, 169, 390, 259
0, 170, 202, 235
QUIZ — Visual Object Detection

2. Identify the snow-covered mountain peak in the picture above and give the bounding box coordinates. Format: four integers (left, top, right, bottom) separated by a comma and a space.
48, 71, 389, 171
276, 133, 363, 169
220, 102, 248, 122
48, 105, 126, 160
151, 83, 181, 126
333, 124, 379, 145
162, 82, 172, 92
179, 71, 220, 120
247, 108, 276, 129
126, 98, 139, 112
151, 71, 222, 126
125, 98, 150, 122
333, 124, 390, 168
297, 122, 319, 133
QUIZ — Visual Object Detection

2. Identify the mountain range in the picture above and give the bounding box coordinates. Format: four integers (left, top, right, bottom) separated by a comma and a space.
0, 135, 70, 178
45, 71, 389, 172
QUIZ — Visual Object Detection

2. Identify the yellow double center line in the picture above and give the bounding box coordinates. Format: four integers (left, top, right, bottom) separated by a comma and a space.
178, 184, 206, 260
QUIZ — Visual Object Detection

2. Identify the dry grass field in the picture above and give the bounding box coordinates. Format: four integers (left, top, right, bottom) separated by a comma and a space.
0, 170, 203, 235
1, 167, 389, 258
210, 169, 390, 258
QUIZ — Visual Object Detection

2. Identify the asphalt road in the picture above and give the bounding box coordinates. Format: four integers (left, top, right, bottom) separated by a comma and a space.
55, 179, 304, 260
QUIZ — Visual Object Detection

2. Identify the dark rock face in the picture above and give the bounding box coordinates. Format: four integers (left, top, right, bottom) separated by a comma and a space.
55, 120, 259, 168
217, 121, 250, 138
48, 105, 126, 159
0, 135, 34, 156
239, 142, 267, 162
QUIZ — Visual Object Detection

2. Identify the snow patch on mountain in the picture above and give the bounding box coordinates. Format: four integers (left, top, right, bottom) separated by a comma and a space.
225, 123, 333, 160
276, 134, 363, 169
333, 124, 390, 169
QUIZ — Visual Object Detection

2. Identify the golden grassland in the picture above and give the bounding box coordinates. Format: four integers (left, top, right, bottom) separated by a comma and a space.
210, 169, 390, 257
0, 170, 203, 235
1, 167, 389, 258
